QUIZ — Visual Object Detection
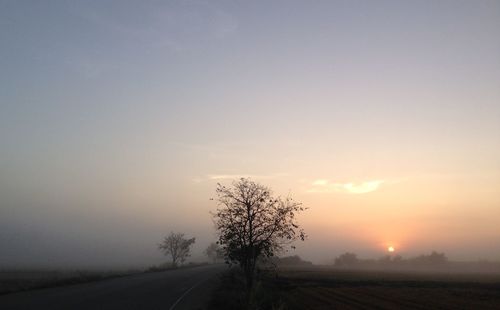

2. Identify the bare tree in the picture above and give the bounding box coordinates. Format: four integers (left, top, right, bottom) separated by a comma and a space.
204, 242, 223, 263
212, 178, 307, 290
158, 232, 195, 267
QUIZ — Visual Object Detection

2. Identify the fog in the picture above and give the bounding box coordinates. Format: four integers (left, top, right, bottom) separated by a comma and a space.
1, 173, 499, 269
1, 1, 500, 270
1, 151, 499, 268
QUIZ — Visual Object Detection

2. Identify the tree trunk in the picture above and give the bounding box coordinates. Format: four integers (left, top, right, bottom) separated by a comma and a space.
245, 265, 253, 291
244, 255, 256, 294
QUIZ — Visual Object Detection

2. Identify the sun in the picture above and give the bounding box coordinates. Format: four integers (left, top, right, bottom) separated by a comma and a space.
387, 246, 395, 253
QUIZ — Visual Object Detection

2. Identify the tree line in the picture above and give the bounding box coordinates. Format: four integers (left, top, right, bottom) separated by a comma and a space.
334, 251, 449, 268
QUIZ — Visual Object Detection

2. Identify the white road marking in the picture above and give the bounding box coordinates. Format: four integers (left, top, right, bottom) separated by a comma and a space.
168, 277, 208, 310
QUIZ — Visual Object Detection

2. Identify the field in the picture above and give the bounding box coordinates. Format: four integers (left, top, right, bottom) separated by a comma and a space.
271, 266, 500, 309
0, 269, 137, 295
0, 262, 209, 295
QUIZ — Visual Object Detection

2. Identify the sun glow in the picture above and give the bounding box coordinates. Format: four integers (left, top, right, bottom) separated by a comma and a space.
307, 179, 384, 194
388, 246, 395, 252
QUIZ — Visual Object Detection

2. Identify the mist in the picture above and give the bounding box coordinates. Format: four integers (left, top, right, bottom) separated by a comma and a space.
1, 170, 499, 269
1, 0, 500, 271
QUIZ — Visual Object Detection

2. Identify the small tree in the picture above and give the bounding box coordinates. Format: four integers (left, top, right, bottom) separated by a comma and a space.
212, 178, 307, 290
158, 232, 195, 267
205, 242, 223, 263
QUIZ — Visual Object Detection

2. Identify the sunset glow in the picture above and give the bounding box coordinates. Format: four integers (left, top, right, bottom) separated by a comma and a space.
1, 1, 500, 269
307, 180, 384, 194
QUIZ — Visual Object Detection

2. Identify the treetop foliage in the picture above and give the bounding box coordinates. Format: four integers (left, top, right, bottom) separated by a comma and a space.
212, 178, 307, 289
158, 232, 195, 267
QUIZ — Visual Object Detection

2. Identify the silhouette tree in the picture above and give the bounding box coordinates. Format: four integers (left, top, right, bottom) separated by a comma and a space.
413, 251, 448, 265
158, 232, 195, 267
204, 242, 223, 263
273, 255, 313, 266
212, 178, 307, 290
334, 252, 359, 267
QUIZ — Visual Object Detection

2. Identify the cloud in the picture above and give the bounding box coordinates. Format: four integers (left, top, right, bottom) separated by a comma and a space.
307, 179, 384, 194
206, 173, 288, 181
312, 179, 329, 186
190, 172, 290, 183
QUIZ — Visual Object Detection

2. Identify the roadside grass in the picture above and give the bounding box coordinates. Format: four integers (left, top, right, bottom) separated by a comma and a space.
0, 269, 136, 295
208, 267, 286, 310
146, 261, 208, 273
0, 262, 209, 295
208, 268, 247, 309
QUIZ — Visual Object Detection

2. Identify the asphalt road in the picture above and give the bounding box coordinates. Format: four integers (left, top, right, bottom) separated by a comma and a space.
0, 264, 227, 310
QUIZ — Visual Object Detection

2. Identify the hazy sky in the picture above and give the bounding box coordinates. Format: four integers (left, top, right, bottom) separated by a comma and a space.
1, 0, 499, 267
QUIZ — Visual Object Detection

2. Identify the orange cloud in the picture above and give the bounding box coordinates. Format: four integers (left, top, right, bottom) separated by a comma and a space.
307, 179, 384, 194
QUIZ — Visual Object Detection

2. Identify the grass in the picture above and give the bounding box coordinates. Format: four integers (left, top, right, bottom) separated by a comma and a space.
208, 267, 289, 310
0, 269, 136, 295
0, 261, 208, 295
146, 261, 208, 272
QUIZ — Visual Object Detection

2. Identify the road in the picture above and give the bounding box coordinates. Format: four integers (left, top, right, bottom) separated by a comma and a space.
0, 264, 227, 310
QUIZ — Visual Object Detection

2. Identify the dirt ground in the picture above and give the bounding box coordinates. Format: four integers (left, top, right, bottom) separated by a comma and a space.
272, 266, 500, 310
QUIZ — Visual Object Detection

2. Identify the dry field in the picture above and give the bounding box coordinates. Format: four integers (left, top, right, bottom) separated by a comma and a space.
272, 266, 500, 310
0, 269, 136, 295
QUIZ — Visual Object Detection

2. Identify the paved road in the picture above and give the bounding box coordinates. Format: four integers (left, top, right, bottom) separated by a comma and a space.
0, 264, 227, 310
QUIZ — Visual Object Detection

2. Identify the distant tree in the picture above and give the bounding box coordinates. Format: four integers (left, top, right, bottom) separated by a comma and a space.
378, 255, 392, 264
212, 178, 307, 290
427, 251, 448, 264
334, 252, 359, 267
393, 254, 403, 262
413, 251, 448, 265
205, 242, 223, 263
158, 232, 195, 267
273, 255, 313, 266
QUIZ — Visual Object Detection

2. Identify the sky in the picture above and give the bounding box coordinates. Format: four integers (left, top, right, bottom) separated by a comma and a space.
1, 0, 499, 267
